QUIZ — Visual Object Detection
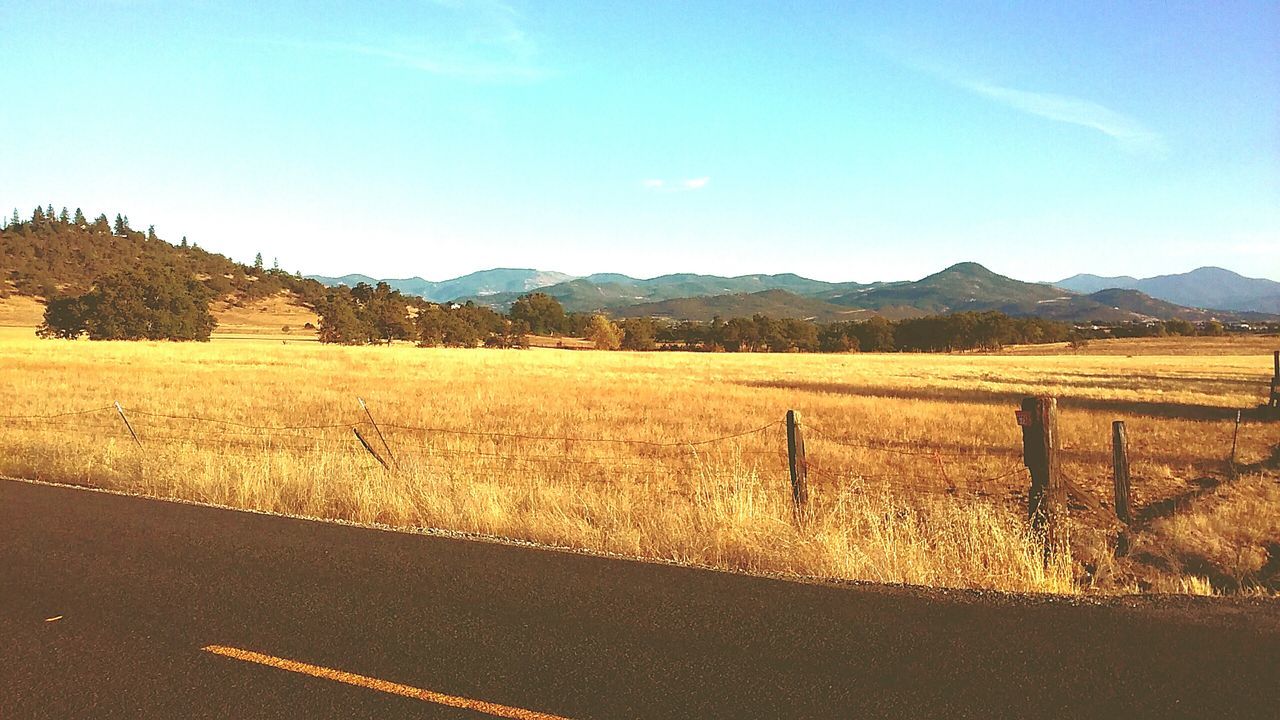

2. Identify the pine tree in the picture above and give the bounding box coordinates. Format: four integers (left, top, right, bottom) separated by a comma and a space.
46, 204, 55, 220
122, 215, 130, 230
114, 214, 125, 235
59, 207, 69, 224
10, 209, 19, 227
147, 225, 157, 242
272, 257, 279, 271
33, 206, 46, 224
74, 208, 87, 225
181, 236, 188, 248
254, 253, 264, 271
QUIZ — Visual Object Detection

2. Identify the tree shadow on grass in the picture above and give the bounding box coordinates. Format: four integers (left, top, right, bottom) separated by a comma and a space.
735, 379, 1264, 422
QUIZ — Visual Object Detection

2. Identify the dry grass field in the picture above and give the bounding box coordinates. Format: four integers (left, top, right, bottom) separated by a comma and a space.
1, 323, 1278, 595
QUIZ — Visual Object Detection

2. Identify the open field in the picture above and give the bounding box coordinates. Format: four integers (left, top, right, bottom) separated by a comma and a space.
0, 292, 320, 341
1, 327, 1278, 595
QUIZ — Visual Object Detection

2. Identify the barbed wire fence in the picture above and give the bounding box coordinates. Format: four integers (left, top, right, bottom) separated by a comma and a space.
1, 395, 1271, 543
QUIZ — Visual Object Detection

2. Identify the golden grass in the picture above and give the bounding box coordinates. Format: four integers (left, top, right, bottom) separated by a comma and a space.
999, 334, 1280, 356
1, 329, 1277, 595
210, 292, 319, 339
1133, 474, 1280, 592
0, 295, 44, 327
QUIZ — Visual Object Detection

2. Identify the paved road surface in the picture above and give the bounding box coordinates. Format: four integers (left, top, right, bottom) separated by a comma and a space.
3, 478, 1278, 719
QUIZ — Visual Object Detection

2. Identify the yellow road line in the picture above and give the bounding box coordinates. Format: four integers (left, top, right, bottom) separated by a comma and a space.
202, 644, 574, 720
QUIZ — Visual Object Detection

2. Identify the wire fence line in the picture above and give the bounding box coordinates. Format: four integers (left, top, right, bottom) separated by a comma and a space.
3, 400, 1260, 514
0, 401, 1040, 498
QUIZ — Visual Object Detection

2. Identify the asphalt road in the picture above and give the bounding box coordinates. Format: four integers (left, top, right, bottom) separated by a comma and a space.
3, 478, 1279, 719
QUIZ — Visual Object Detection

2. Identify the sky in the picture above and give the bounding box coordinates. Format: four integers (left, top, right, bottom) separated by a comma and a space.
2, 1, 1277, 283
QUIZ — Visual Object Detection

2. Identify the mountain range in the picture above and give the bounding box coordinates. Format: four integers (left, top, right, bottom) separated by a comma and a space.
309, 263, 1280, 324
306, 269, 575, 302
1054, 267, 1280, 314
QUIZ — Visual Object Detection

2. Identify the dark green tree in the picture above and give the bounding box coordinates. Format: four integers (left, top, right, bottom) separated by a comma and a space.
38, 267, 216, 341
619, 318, 658, 350
253, 252, 264, 271
509, 292, 567, 335
73, 208, 87, 225
37, 297, 89, 339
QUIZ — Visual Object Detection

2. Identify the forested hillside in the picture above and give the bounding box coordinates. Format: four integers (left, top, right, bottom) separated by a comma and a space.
0, 205, 324, 304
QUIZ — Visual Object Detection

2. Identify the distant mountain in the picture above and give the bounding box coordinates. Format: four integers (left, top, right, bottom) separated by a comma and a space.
611, 289, 865, 322
1053, 273, 1141, 294
998, 289, 1224, 323
459, 273, 867, 312
311, 262, 1275, 323
308, 268, 575, 302
829, 262, 1063, 314
1055, 267, 1280, 314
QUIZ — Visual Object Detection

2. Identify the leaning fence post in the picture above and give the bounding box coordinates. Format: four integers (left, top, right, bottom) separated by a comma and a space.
114, 401, 142, 448
357, 397, 396, 467
786, 410, 809, 522
1112, 421, 1131, 524
1018, 396, 1065, 558
353, 427, 390, 470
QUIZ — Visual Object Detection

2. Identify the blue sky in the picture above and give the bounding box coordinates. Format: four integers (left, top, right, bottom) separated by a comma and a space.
2, 1, 1277, 282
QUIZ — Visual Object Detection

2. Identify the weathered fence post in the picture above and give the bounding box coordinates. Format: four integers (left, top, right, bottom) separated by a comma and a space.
357, 397, 396, 467
786, 410, 809, 522
353, 427, 390, 470
1270, 350, 1279, 409
114, 401, 142, 448
1112, 421, 1131, 524
1229, 410, 1242, 475
1018, 396, 1065, 558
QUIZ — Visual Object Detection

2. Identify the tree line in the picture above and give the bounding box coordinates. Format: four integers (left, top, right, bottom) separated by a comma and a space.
309, 289, 1078, 352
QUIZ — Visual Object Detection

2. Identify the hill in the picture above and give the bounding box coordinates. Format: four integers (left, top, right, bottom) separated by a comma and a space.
609, 264, 1272, 323
829, 262, 1063, 314
1053, 273, 1142, 294
307, 268, 575, 302
1055, 267, 1280, 313
610, 289, 864, 322
458, 273, 868, 311
0, 208, 325, 308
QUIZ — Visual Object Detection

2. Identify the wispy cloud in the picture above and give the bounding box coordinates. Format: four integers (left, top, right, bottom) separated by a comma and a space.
261, 0, 544, 81
873, 41, 1165, 156
960, 80, 1165, 156
641, 177, 711, 192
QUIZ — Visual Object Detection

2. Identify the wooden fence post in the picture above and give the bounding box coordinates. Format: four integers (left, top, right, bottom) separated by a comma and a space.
1229, 410, 1242, 475
1112, 421, 1131, 524
357, 397, 396, 467
353, 427, 390, 470
114, 401, 142, 448
786, 410, 809, 522
1019, 396, 1065, 557
1270, 351, 1279, 409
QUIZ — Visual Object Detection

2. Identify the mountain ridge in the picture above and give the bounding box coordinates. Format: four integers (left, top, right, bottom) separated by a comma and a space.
1055, 266, 1280, 314
309, 262, 1277, 323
